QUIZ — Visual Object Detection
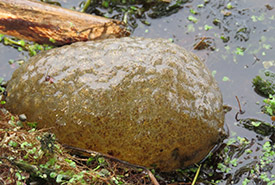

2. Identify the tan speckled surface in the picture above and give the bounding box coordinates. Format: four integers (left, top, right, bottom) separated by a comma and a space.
5, 37, 224, 171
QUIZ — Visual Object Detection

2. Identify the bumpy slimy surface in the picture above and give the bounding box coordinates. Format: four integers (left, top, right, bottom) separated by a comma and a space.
5, 37, 224, 171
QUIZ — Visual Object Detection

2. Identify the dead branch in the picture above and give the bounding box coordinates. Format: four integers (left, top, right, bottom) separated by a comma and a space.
0, 0, 130, 46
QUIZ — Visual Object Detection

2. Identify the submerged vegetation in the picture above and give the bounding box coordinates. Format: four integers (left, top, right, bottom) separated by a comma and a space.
253, 70, 275, 97
79, 0, 188, 31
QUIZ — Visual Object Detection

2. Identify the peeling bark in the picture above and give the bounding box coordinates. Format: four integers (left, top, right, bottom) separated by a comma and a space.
0, 0, 130, 46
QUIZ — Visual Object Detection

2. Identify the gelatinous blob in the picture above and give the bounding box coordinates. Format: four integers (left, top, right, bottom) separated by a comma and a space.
5, 37, 224, 171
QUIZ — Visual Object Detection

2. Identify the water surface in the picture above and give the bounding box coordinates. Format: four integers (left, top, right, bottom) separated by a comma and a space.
0, 0, 274, 184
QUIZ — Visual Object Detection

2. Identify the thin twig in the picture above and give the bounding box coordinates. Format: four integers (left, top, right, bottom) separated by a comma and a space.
62, 144, 160, 185
81, 0, 91, 13
147, 169, 160, 185
235, 96, 245, 114
235, 96, 245, 121
193, 37, 207, 50
193, 37, 213, 50
252, 54, 260, 65
191, 164, 201, 185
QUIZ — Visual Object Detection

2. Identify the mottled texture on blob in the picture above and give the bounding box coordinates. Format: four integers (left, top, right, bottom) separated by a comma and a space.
5, 37, 224, 171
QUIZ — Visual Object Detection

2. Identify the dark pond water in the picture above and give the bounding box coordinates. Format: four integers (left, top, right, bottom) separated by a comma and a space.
0, 0, 274, 184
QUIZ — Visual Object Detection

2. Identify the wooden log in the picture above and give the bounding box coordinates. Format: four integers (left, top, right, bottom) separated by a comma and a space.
0, 0, 130, 46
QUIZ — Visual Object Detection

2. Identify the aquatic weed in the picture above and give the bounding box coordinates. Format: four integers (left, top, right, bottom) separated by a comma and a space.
0, 34, 54, 57
263, 95, 275, 116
